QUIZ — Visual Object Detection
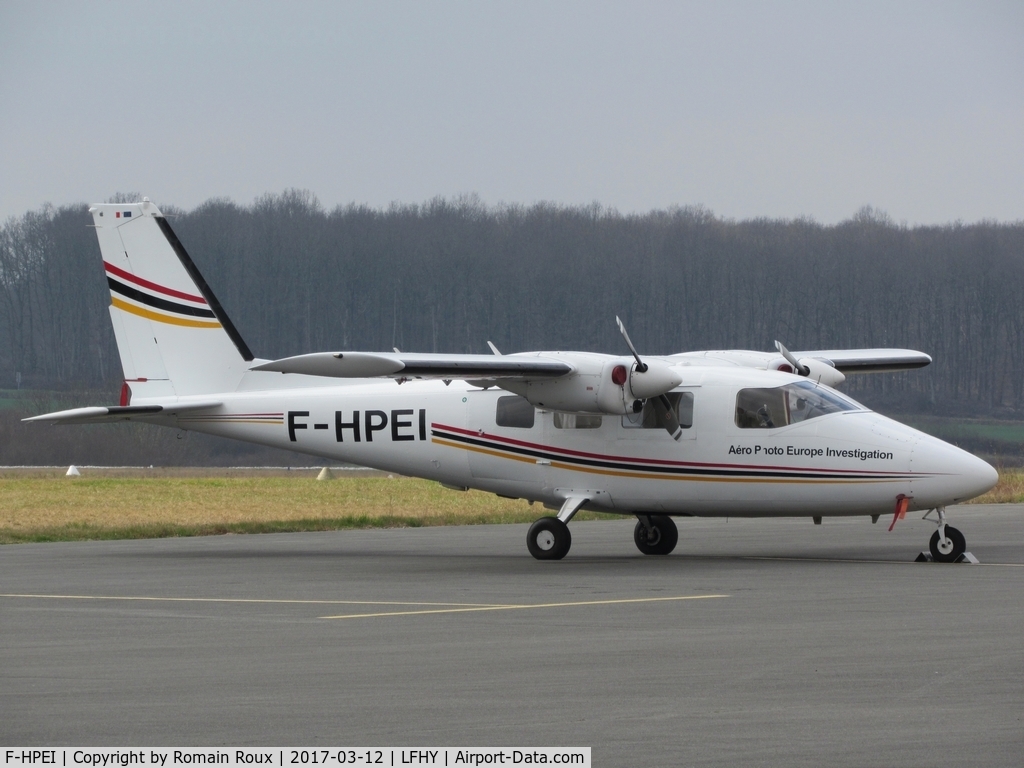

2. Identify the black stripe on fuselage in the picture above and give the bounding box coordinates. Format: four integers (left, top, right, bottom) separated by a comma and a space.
432, 427, 916, 481
107, 277, 217, 319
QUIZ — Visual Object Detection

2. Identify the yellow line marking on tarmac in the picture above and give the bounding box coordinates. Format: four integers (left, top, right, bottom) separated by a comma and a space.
0, 594, 504, 607
319, 594, 729, 620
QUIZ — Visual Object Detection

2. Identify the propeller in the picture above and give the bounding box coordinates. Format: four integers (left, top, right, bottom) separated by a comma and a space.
616, 316, 683, 441
775, 340, 810, 376
616, 316, 647, 373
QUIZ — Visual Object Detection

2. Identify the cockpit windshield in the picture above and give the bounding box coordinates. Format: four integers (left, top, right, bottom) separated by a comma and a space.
735, 381, 864, 429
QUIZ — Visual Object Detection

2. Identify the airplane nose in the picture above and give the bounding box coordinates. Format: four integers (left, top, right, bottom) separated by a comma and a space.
950, 450, 999, 501
969, 454, 1000, 499
912, 435, 999, 504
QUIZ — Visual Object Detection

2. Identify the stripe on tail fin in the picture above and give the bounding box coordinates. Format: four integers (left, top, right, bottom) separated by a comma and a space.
91, 199, 254, 397
154, 217, 254, 360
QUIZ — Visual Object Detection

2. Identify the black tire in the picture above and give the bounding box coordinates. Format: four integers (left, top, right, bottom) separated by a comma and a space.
527, 517, 572, 560
634, 515, 679, 555
929, 525, 966, 563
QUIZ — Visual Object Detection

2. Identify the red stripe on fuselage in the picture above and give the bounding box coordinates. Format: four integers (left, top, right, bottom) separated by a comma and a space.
431, 422, 932, 477
104, 261, 207, 304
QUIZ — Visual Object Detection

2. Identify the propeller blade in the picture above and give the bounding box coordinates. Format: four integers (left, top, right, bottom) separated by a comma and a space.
616, 316, 648, 373
775, 340, 810, 376
654, 394, 683, 441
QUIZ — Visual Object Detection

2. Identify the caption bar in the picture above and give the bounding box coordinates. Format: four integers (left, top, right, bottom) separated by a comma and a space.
3, 751, 590, 768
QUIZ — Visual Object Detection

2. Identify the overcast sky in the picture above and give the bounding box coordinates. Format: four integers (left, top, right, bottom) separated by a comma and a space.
1, 1, 1021, 224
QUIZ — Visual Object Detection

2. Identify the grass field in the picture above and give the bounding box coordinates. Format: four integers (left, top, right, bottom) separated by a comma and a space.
977, 468, 1024, 504
0, 467, 1019, 544
0, 471, 603, 544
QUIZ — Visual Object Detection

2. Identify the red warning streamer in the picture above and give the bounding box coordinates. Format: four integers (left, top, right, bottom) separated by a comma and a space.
888, 494, 910, 532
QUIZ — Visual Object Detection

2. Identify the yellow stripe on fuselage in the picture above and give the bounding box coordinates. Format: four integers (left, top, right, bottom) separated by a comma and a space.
111, 297, 222, 329
432, 437, 894, 484
432, 437, 538, 465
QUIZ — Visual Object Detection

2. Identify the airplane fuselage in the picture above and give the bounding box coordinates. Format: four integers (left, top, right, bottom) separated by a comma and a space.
149, 364, 996, 520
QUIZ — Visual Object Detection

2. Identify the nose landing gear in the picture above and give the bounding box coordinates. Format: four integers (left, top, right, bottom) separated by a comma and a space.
927, 507, 967, 563
893, 499, 971, 563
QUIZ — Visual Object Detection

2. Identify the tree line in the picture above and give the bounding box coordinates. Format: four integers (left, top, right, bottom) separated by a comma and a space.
2, 190, 1023, 415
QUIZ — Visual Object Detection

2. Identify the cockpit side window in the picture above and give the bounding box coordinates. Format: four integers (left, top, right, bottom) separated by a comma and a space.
735, 388, 788, 428
736, 381, 862, 428
495, 395, 536, 428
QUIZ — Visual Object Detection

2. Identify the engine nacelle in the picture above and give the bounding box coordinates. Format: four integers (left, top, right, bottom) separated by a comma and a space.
593, 360, 679, 415
628, 360, 684, 399
800, 357, 846, 387
499, 355, 604, 413
500, 356, 683, 415
769, 356, 846, 388
595, 358, 684, 415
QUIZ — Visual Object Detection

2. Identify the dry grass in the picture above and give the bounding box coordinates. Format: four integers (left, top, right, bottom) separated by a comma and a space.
0, 471, 582, 543
969, 467, 1024, 504
1, 466, 1017, 544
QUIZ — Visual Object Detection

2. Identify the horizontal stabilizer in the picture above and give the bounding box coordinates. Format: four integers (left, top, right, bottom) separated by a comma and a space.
794, 349, 932, 374
23, 401, 222, 425
251, 352, 574, 380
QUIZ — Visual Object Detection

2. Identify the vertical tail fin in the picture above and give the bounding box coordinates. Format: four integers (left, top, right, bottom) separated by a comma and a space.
91, 198, 254, 398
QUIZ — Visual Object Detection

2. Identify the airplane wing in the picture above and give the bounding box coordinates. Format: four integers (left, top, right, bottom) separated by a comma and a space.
251, 347, 931, 381
792, 349, 932, 374
250, 352, 574, 380
23, 400, 222, 425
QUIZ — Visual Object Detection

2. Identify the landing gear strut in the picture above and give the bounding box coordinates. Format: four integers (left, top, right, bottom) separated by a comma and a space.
634, 515, 678, 556
928, 507, 966, 563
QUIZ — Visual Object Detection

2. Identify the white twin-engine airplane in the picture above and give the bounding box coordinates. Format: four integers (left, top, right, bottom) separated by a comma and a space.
29, 199, 998, 561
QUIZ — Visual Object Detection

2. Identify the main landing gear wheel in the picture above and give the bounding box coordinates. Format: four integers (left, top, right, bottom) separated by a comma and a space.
929, 525, 966, 563
634, 515, 678, 556
527, 517, 572, 560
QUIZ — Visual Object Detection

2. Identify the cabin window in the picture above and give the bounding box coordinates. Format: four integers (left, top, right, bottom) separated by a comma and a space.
553, 412, 603, 429
495, 395, 536, 428
736, 381, 861, 428
621, 392, 694, 430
